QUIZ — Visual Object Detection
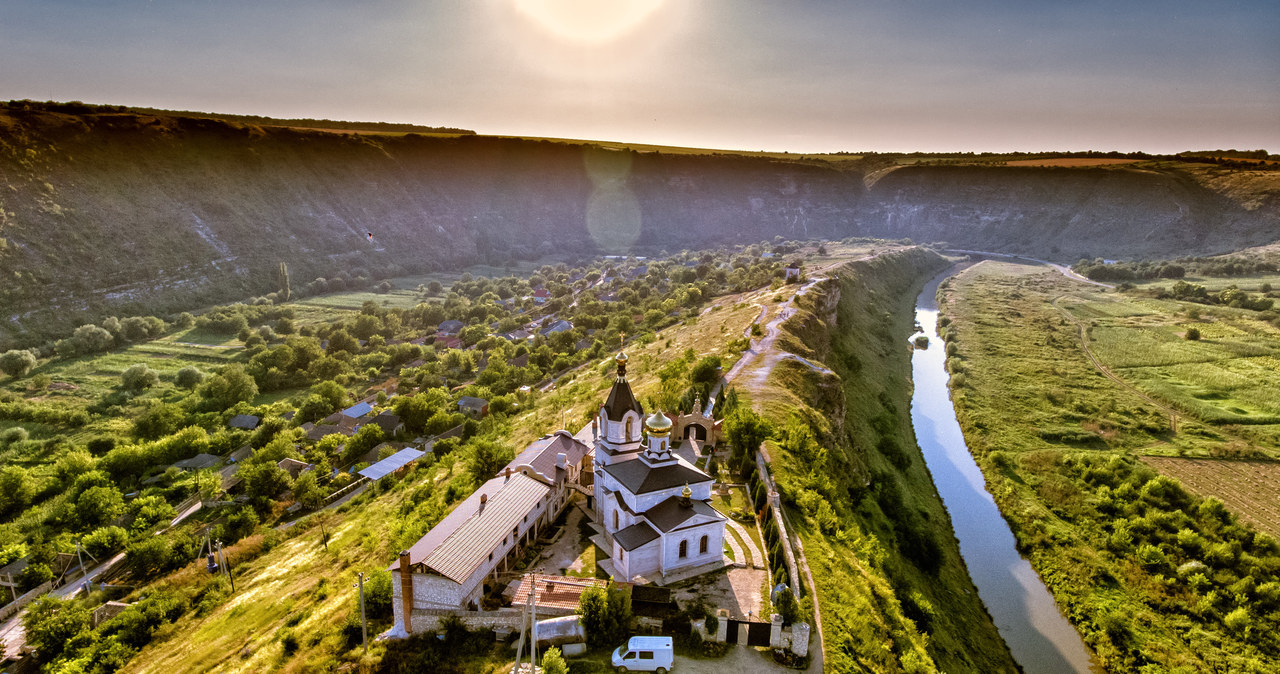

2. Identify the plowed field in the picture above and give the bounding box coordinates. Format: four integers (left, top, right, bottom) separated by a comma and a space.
1143, 456, 1280, 537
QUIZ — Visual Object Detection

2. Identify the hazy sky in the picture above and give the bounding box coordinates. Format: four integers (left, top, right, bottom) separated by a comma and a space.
2, 0, 1276, 153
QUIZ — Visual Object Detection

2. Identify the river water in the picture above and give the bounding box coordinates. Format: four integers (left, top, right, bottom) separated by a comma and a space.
909, 269, 1098, 674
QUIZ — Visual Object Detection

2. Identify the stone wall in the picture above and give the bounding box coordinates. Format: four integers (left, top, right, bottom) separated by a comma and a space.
408, 607, 525, 633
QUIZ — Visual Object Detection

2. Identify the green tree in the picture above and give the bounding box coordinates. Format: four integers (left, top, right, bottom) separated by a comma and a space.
0, 465, 35, 516
130, 495, 177, 532
292, 471, 326, 510
133, 403, 185, 440
467, 438, 513, 484
175, 365, 205, 389
240, 461, 293, 505
18, 562, 53, 592
76, 485, 125, 529
725, 408, 772, 470
126, 537, 174, 576
1185, 327, 1201, 341
295, 394, 336, 424
576, 583, 632, 648
0, 349, 37, 378
64, 323, 114, 356
326, 329, 360, 355
278, 261, 292, 302
23, 596, 90, 662
121, 363, 159, 392
199, 365, 259, 411
342, 423, 386, 464
83, 525, 129, 558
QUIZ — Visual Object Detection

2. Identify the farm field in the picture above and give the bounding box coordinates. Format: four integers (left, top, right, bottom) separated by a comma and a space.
1057, 277, 1280, 448
1004, 158, 1143, 167
941, 260, 1280, 671
1141, 457, 1280, 538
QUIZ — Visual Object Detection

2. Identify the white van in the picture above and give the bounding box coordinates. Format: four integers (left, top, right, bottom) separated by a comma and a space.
611, 635, 674, 673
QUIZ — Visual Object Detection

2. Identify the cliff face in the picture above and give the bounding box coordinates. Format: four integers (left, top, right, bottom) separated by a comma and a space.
0, 109, 863, 343
859, 164, 1280, 260
1, 106, 1277, 345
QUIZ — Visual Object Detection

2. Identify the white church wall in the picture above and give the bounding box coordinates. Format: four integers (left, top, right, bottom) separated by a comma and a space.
660, 522, 725, 573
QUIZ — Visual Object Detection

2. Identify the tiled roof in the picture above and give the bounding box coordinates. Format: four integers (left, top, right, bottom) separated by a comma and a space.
414, 473, 550, 584
506, 574, 606, 613
615, 521, 660, 551
510, 431, 590, 483
602, 457, 711, 495
645, 495, 726, 533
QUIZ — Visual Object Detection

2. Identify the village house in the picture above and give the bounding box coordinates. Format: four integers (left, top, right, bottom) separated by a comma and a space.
457, 396, 489, 418
227, 414, 260, 431
437, 319, 465, 336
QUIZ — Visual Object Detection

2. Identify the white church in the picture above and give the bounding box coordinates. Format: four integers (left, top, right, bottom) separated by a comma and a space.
591, 352, 727, 582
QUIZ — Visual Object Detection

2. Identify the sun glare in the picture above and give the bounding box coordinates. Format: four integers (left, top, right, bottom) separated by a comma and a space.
513, 0, 665, 45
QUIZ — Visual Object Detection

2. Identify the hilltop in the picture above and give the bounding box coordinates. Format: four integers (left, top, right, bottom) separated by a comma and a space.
2, 101, 1278, 347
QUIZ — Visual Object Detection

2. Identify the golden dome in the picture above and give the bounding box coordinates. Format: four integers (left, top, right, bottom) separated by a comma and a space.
681, 483, 692, 499
645, 409, 673, 434
615, 351, 629, 364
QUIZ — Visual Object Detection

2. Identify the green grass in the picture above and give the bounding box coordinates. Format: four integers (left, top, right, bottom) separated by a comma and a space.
748, 249, 1017, 673
942, 260, 1280, 671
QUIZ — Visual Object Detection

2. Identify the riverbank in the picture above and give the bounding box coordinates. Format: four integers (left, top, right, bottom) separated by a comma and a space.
910, 267, 1097, 673
939, 260, 1280, 672
741, 248, 1019, 672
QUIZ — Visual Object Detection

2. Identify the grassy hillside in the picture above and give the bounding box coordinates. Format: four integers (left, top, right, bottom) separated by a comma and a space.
745, 249, 1018, 672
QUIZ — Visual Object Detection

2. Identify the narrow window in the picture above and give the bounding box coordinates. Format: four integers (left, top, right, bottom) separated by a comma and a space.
625, 417, 633, 441
613, 510, 619, 529
679, 540, 688, 558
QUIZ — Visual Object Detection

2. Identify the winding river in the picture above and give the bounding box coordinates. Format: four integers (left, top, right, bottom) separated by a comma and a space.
909, 268, 1098, 673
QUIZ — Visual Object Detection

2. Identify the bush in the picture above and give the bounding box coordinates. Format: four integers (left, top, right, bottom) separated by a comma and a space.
83, 526, 129, 558
175, 366, 205, 389
18, 562, 53, 592
121, 364, 159, 391
0, 427, 29, 446
363, 569, 393, 619
1185, 327, 1201, 341
0, 349, 37, 378
542, 646, 569, 674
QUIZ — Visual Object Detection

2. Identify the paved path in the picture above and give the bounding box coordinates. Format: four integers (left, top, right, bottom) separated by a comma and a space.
0, 550, 126, 659
672, 646, 796, 673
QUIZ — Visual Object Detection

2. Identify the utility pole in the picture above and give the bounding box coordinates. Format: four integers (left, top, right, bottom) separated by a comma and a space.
218, 540, 235, 593
530, 575, 538, 670
355, 572, 369, 654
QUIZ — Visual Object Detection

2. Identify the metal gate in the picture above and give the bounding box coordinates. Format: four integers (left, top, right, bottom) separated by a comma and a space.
726, 618, 771, 647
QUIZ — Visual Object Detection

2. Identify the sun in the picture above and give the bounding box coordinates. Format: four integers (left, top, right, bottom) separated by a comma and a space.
512, 0, 666, 45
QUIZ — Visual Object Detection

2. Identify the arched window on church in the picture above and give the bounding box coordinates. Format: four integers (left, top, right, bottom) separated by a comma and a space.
660, 439, 666, 453
700, 535, 708, 554
625, 417, 633, 441
613, 510, 619, 530
679, 540, 688, 558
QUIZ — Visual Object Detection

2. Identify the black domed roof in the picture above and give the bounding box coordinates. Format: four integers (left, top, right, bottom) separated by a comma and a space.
602, 352, 644, 421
